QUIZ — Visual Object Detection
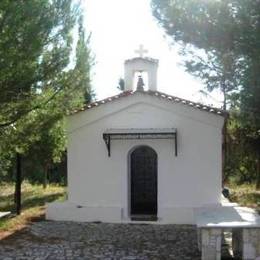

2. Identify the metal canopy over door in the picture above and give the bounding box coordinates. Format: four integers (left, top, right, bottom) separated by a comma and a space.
130, 146, 157, 220
103, 128, 177, 157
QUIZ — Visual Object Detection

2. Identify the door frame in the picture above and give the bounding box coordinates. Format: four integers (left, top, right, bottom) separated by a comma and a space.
127, 145, 158, 219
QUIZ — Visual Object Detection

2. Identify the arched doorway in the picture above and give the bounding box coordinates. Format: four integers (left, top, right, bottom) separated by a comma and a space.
130, 146, 157, 219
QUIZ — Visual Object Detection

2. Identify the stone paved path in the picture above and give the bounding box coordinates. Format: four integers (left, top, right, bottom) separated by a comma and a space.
0, 221, 200, 259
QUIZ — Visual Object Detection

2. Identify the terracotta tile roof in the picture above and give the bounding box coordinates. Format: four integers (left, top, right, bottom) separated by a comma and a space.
70, 90, 227, 117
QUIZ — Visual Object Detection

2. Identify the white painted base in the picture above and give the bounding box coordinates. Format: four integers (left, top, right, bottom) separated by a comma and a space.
160, 207, 195, 224
46, 201, 216, 224
46, 201, 122, 223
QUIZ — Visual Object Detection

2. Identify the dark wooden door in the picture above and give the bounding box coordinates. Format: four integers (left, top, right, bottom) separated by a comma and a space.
130, 146, 157, 216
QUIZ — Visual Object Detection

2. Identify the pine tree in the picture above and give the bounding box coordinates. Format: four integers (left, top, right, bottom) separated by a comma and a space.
0, 1, 94, 210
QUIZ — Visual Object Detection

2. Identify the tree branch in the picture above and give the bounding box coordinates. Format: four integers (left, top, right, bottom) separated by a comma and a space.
0, 87, 63, 128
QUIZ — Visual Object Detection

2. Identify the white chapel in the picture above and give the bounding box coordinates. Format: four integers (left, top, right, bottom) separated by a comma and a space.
47, 47, 226, 224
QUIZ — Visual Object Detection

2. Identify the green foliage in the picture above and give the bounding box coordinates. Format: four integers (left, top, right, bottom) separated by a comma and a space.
228, 183, 260, 212
226, 113, 258, 184
151, 0, 239, 109
0, 1, 94, 182
75, 14, 95, 104
0, 0, 75, 126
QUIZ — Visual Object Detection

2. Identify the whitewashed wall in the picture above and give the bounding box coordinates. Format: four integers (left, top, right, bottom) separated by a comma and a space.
47, 92, 224, 224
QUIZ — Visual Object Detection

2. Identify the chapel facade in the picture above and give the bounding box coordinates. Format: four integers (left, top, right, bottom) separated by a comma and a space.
47, 49, 225, 224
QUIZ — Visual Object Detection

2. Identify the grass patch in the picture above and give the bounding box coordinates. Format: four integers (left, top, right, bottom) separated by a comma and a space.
0, 181, 66, 239
228, 183, 260, 213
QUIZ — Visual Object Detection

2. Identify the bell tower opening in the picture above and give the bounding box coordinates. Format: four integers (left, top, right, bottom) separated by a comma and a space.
133, 71, 148, 91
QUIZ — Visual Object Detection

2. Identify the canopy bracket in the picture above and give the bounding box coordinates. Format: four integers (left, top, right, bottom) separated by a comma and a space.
103, 128, 178, 157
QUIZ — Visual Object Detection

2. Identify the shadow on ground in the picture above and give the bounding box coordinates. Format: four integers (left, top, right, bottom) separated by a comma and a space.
0, 192, 64, 212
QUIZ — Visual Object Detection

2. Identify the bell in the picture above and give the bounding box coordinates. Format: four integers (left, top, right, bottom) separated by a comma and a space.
137, 75, 145, 91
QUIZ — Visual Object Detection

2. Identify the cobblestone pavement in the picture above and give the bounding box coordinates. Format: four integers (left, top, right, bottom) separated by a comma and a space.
0, 221, 200, 260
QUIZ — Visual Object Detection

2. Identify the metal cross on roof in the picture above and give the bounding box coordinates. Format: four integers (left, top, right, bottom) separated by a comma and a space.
135, 44, 148, 57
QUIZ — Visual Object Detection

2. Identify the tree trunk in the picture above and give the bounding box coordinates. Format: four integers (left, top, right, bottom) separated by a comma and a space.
222, 118, 227, 186
256, 157, 260, 190
15, 153, 22, 215
222, 82, 228, 186
43, 162, 48, 189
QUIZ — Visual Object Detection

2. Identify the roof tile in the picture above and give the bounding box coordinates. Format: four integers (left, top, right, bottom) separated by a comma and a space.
70, 90, 227, 117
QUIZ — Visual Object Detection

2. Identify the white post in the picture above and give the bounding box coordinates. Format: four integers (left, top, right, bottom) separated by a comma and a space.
243, 228, 260, 260
201, 228, 222, 260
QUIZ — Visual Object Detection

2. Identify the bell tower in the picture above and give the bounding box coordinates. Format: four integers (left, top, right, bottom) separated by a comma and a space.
124, 45, 159, 91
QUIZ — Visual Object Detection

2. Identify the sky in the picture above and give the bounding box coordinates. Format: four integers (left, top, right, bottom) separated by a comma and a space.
82, 0, 223, 106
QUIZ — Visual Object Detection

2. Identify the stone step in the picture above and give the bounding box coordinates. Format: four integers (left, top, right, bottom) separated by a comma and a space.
131, 214, 157, 221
